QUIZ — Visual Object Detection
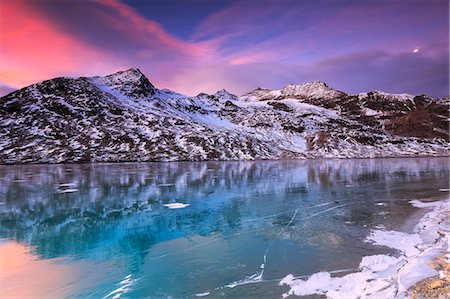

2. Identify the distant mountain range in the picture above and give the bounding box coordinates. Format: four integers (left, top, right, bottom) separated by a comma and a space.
0, 68, 448, 164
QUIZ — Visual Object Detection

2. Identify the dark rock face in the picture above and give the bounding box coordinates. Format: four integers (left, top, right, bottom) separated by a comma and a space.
304, 92, 449, 141
383, 95, 449, 140
0, 69, 448, 164
268, 101, 294, 112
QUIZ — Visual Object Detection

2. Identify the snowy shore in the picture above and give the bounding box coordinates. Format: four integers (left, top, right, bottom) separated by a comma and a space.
280, 196, 449, 298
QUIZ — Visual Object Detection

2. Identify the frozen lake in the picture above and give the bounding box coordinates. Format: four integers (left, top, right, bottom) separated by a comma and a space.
0, 157, 448, 298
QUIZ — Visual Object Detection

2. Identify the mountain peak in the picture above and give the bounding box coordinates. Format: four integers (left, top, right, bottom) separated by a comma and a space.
214, 89, 235, 96
214, 89, 238, 101
281, 81, 346, 99
93, 68, 156, 98
285, 81, 329, 89
358, 91, 413, 102
241, 81, 346, 101
282, 81, 332, 94
102, 68, 148, 84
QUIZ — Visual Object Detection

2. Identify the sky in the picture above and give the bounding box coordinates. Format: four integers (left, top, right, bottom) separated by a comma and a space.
0, 0, 448, 97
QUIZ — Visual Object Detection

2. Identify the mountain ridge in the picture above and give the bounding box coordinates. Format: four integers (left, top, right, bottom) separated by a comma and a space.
241, 81, 348, 101
0, 68, 448, 164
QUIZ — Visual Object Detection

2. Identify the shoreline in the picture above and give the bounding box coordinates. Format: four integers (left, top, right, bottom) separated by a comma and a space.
398, 193, 449, 235
0, 153, 449, 166
280, 195, 450, 298
406, 197, 450, 299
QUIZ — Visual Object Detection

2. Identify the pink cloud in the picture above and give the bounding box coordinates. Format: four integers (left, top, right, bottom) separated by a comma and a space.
94, 0, 212, 58
228, 52, 275, 65
0, 0, 216, 93
0, 1, 121, 89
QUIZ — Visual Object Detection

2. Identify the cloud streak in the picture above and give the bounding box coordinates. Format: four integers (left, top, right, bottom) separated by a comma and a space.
0, 0, 448, 97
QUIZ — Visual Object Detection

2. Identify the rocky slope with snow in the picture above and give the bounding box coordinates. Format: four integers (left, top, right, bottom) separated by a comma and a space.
0, 68, 448, 164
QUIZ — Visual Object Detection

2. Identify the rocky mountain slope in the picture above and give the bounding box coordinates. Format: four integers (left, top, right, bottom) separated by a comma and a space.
0, 68, 448, 164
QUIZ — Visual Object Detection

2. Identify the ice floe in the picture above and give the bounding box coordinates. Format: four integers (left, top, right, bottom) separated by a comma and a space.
163, 203, 190, 209
194, 291, 211, 297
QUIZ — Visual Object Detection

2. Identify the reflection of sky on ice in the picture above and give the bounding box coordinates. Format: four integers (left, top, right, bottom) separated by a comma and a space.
0, 241, 111, 298
0, 158, 448, 298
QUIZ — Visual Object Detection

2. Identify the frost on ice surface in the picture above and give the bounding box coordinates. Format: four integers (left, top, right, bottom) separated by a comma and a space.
280, 199, 449, 298
366, 230, 422, 257
358, 254, 400, 272
102, 274, 139, 299
163, 203, 190, 209
280, 270, 394, 299
279, 254, 400, 299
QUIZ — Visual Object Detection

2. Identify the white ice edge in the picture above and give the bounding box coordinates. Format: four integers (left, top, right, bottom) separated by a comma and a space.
280, 198, 450, 299
163, 203, 190, 209
194, 292, 211, 297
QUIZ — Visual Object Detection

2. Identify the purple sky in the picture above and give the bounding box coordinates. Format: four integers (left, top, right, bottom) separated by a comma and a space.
1, 0, 448, 97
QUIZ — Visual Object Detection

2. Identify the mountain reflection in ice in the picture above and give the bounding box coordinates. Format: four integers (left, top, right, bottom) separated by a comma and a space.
0, 158, 448, 298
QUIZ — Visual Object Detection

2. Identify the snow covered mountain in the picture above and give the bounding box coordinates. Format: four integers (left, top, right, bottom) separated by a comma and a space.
240, 81, 347, 101
0, 68, 448, 164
